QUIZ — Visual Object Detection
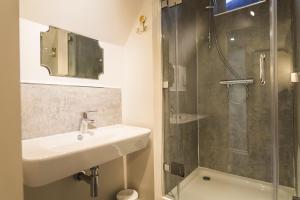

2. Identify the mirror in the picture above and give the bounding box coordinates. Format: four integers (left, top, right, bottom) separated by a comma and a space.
40, 26, 104, 79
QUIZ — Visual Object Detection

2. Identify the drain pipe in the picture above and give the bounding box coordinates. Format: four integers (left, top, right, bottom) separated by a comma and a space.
74, 166, 99, 198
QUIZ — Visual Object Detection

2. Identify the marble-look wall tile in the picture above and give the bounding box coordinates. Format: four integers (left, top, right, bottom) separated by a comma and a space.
21, 83, 122, 139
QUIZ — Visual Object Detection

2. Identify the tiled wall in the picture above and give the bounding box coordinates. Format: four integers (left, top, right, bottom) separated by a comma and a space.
196, 0, 295, 187
21, 83, 122, 139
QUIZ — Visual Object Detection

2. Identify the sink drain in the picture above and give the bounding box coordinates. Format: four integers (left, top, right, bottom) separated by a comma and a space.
202, 176, 211, 181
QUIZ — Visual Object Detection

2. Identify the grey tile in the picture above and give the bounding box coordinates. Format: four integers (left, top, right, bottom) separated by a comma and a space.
21, 84, 122, 139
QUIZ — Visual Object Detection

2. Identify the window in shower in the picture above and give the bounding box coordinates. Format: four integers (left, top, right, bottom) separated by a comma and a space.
214, 0, 266, 15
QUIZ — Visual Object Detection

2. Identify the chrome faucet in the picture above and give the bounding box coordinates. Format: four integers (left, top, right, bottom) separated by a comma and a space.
79, 111, 97, 135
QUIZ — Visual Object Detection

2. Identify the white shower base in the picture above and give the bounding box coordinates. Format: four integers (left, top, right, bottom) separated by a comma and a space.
164, 167, 295, 200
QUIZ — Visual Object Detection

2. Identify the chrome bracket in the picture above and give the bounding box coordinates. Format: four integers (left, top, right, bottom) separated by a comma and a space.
163, 163, 171, 172
168, 0, 183, 7
162, 0, 183, 8
291, 72, 300, 83
164, 162, 185, 177
161, 0, 168, 8
163, 81, 169, 89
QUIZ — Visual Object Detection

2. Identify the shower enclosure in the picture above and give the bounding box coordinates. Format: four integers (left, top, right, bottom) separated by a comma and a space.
162, 0, 298, 199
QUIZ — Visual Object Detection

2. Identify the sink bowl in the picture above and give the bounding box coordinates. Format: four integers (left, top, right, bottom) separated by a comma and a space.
22, 124, 150, 187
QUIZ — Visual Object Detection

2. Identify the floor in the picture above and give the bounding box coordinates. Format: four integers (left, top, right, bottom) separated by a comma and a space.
165, 167, 295, 200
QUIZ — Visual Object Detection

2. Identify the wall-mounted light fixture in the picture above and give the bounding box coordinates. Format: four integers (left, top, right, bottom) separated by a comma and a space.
137, 15, 147, 33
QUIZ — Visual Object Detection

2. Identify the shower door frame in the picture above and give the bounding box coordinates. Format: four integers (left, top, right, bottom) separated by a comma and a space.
270, 0, 279, 199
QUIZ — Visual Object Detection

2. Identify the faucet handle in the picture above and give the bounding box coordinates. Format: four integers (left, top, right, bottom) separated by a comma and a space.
82, 110, 97, 120
86, 110, 98, 113
82, 112, 88, 119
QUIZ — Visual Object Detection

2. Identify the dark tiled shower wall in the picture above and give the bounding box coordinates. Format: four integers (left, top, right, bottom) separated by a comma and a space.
197, 0, 295, 187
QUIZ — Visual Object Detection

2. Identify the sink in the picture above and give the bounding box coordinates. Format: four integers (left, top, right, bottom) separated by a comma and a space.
22, 124, 150, 187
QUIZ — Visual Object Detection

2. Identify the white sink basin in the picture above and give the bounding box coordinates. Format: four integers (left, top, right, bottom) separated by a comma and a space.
22, 124, 150, 187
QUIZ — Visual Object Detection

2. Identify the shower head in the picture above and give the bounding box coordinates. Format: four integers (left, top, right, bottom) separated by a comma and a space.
206, 0, 217, 10
211, 0, 217, 6
206, 0, 215, 9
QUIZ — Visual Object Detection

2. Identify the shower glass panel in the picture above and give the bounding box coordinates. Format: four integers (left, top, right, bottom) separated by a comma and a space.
277, 0, 298, 200
162, 2, 199, 197
161, 0, 292, 199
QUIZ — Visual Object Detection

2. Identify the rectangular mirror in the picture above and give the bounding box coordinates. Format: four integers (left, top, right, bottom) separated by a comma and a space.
40, 26, 104, 79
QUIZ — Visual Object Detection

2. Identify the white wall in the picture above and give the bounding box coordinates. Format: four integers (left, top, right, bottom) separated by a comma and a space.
20, 0, 159, 199
0, 0, 23, 200
122, 0, 155, 199
20, 0, 144, 88
122, 1, 154, 127
20, 0, 143, 45
152, 0, 164, 198
20, 18, 124, 88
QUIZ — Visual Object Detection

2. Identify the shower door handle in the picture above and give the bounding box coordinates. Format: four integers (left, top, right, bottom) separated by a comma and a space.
259, 53, 266, 85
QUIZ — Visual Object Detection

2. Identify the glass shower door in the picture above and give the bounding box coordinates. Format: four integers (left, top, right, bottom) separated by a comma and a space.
162, 1, 199, 198
162, 4, 182, 196
162, 0, 285, 199
276, 0, 298, 199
